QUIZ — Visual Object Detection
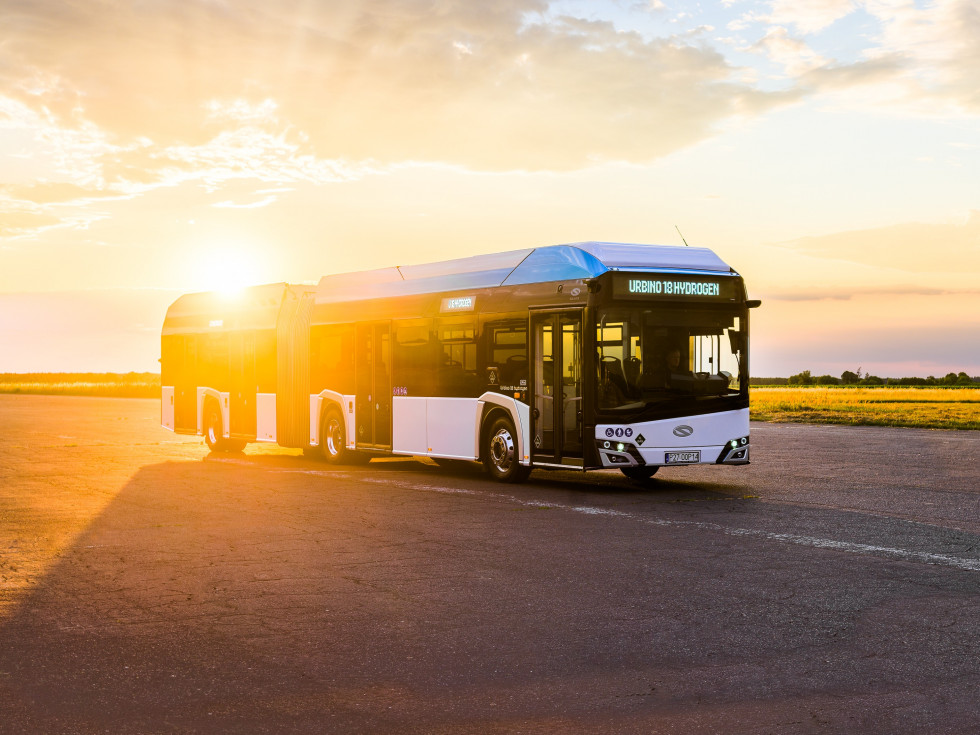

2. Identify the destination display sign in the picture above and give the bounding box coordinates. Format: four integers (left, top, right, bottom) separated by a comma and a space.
440, 295, 476, 312
611, 274, 739, 302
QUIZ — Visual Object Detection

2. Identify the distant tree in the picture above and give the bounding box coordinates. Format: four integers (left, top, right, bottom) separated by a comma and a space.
840, 370, 860, 385
788, 370, 813, 385
815, 375, 839, 385
956, 372, 973, 386
862, 375, 884, 385
943, 372, 959, 385
897, 377, 928, 386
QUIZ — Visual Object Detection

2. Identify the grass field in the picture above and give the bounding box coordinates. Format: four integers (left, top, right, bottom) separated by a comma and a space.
0, 373, 160, 399
2, 376, 978, 430
750, 387, 980, 431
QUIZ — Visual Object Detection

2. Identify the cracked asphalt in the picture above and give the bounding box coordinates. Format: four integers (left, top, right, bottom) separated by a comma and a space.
1, 394, 978, 734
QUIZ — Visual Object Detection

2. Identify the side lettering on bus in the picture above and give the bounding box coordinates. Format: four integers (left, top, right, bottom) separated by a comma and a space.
440, 296, 476, 312
627, 279, 720, 296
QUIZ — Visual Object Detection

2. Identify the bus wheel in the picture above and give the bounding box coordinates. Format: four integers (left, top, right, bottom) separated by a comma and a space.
483, 416, 530, 483
320, 408, 368, 465
620, 466, 658, 482
204, 399, 243, 452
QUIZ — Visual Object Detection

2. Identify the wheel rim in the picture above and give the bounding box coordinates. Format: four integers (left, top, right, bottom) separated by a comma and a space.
489, 426, 515, 474
325, 417, 343, 457
207, 409, 219, 446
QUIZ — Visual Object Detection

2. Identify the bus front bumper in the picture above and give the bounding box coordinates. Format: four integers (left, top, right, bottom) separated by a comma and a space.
594, 408, 750, 468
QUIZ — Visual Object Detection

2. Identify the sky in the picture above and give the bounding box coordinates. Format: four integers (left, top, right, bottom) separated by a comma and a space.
1, 0, 978, 377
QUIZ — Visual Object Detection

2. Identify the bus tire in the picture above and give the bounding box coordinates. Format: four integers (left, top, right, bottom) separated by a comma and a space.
320, 407, 369, 465
204, 398, 244, 452
483, 415, 530, 483
620, 466, 658, 482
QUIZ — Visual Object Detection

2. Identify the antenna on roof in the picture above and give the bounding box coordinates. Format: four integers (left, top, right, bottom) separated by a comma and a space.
675, 225, 690, 247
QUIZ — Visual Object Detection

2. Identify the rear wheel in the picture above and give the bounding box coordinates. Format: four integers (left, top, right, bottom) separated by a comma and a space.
320, 407, 369, 465
483, 415, 530, 483
204, 399, 244, 452
620, 466, 658, 482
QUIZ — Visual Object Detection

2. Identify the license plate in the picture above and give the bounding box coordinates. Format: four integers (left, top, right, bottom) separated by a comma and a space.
666, 451, 700, 464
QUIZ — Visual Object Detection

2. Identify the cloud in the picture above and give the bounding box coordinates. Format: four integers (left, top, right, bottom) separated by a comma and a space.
0, 0, 786, 174
0, 208, 62, 238
766, 0, 856, 34
867, 0, 980, 112
796, 53, 906, 91
751, 26, 828, 76
760, 285, 980, 302
777, 212, 980, 275
212, 196, 278, 209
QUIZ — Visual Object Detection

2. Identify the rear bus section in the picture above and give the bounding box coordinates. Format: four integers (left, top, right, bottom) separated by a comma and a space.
160, 284, 314, 452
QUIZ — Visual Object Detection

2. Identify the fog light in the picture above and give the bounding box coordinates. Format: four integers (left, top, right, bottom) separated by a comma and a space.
603, 440, 611, 449
730, 440, 738, 448
617, 442, 625, 452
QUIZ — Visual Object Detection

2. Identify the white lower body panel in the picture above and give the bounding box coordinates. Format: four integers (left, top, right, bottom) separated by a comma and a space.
256, 393, 277, 442
161, 386, 174, 431
595, 408, 750, 468
392, 396, 481, 459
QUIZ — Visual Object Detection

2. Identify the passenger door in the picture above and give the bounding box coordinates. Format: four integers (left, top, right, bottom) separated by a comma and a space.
355, 322, 392, 449
530, 310, 584, 466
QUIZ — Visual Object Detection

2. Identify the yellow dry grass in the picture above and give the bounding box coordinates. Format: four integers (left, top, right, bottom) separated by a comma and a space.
0, 373, 159, 398
751, 387, 980, 430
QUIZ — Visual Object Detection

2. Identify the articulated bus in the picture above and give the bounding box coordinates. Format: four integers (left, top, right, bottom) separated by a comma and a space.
161, 242, 760, 483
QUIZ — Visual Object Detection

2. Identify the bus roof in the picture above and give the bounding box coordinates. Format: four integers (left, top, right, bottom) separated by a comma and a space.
162, 283, 313, 334
315, 242, 734, 304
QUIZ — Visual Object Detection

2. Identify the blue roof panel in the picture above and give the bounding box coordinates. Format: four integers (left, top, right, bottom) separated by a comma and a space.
572, 242, 732, 272
500, 245, 607, 286
315, 242, 734, 304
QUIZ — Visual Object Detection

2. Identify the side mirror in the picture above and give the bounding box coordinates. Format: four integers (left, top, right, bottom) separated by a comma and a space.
728, 330, 743, 354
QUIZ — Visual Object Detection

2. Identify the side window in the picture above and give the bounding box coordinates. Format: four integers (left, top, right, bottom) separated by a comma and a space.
487, 321, 527, 391
393, 319, 436, 396
199, 332, 229, 389
435, 318, 478, 397
310, 324, 355, 394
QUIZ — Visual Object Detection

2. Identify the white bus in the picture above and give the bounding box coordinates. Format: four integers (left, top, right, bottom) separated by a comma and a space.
161, 242, 760, 482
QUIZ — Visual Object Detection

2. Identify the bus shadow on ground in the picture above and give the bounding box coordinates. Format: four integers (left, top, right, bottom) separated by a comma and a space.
207, 447, 756, 502
0, 457, 754, 733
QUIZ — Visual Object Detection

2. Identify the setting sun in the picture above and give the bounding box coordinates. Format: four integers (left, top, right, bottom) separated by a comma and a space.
193, 242, 267, 297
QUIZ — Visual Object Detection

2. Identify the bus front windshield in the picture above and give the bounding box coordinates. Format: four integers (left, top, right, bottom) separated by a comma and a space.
595, 305, 747, 413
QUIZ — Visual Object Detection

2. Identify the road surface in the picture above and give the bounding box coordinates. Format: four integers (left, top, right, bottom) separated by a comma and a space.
1, 395, 978, 734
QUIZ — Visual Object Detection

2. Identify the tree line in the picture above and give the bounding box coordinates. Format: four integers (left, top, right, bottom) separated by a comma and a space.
759, 369, 980, 386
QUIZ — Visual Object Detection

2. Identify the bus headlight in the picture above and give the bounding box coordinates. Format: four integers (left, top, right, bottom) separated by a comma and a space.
595, 439, 644, 467
717, 436, 750, 464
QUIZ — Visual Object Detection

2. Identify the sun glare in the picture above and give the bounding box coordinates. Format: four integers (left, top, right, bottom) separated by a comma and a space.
195, 246, 265, 297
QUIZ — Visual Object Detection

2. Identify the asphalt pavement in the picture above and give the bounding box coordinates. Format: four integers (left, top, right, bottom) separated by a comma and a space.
1, 395, 978, 734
